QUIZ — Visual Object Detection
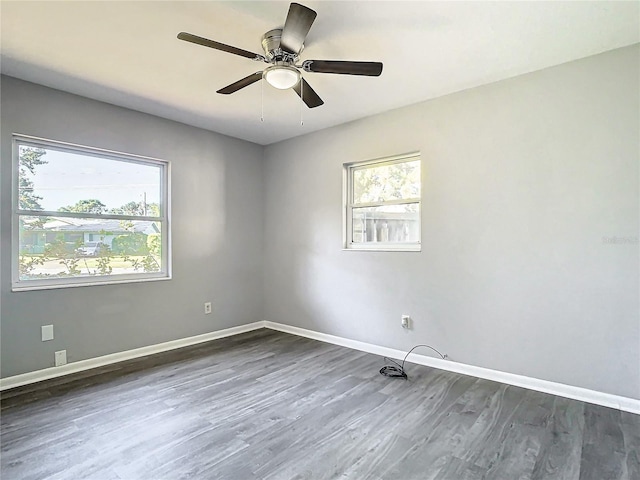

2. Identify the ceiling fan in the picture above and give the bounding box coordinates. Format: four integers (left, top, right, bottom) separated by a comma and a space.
177, 2, 383, 108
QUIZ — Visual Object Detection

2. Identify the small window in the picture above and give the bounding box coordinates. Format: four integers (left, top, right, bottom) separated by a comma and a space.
12, 135, 171, 291
344, 152, 421, 251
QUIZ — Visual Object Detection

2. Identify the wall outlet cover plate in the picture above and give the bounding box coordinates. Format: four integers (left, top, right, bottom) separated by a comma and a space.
41, 325, 54, 341
55, 350, 67, 367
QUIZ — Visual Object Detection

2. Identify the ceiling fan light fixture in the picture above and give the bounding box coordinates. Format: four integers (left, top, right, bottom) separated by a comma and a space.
264, 65, 301, 90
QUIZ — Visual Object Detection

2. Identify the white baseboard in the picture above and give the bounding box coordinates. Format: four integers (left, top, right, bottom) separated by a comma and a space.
3, 320, 638, 415
0, 322, 265, 391
264, 321, 640, 415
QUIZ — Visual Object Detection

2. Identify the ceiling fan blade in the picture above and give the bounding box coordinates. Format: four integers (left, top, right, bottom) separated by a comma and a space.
303, 60, 383, 76
178, 32, 264, 61
280, 3, 317, 54
293, 78, 324, 108
217, 72, 263, 95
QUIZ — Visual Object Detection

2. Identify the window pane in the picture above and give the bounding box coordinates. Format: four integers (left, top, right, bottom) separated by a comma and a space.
18, 144, 161, 216
18, 215, 163, 280
352, 160, 420, 204
352, 204, 420, 243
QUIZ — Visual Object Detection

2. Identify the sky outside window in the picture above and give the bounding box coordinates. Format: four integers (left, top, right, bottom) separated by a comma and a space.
21, 146, 161, 213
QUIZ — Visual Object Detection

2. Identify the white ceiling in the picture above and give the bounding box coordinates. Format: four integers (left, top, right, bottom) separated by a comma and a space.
1, 1, 638, 145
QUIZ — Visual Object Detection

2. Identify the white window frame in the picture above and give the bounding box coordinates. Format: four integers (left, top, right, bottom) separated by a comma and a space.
12, 134, 172, 291
343, 152, 421, 252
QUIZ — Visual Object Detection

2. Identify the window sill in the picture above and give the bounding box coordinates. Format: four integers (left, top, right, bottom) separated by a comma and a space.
12, 274, 171, 292
344, 243, 421, 252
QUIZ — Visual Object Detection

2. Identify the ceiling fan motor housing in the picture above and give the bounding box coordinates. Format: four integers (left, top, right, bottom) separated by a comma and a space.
261, 29, 301, 62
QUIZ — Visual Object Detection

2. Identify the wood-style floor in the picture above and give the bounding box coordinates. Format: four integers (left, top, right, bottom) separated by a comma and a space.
1, 329, 638, 480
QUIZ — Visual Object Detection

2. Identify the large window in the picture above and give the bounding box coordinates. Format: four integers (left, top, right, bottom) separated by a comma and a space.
344, 152, 421, 251
12, 135, 170, 291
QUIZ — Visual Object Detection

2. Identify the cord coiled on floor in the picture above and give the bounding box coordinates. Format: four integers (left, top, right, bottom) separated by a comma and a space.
380, 344, 447, 380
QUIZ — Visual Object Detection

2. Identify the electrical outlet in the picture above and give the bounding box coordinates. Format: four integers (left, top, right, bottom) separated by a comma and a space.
401, 315, 410, 329
55, 350, 67, 367
41, 325, 54, 341
204, 302, 212, 314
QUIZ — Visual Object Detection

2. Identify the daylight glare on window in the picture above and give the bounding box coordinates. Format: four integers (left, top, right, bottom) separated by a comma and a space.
14, 137, 169, 289
352, 160, 420, 204
345, 154, 421, 251
18, 145, 161, 215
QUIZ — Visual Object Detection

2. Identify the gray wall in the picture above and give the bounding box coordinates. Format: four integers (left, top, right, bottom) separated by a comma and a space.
263, 45, 639, 399
1, 76, 264, 377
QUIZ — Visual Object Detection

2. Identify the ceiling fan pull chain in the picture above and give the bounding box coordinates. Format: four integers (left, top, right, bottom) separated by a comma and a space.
300, 79, 304, 126
261, 77, 265, 122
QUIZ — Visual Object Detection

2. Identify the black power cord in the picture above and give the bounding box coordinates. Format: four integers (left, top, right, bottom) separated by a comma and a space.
380, 344, 447, 380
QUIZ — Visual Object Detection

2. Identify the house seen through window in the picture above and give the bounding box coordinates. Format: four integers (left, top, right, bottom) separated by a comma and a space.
13, 135, 170, 290
344, 152, 421, 251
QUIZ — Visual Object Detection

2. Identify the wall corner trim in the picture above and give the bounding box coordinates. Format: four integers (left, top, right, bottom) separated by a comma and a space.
0, 322, 266, 391
263, 321, 640, 415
